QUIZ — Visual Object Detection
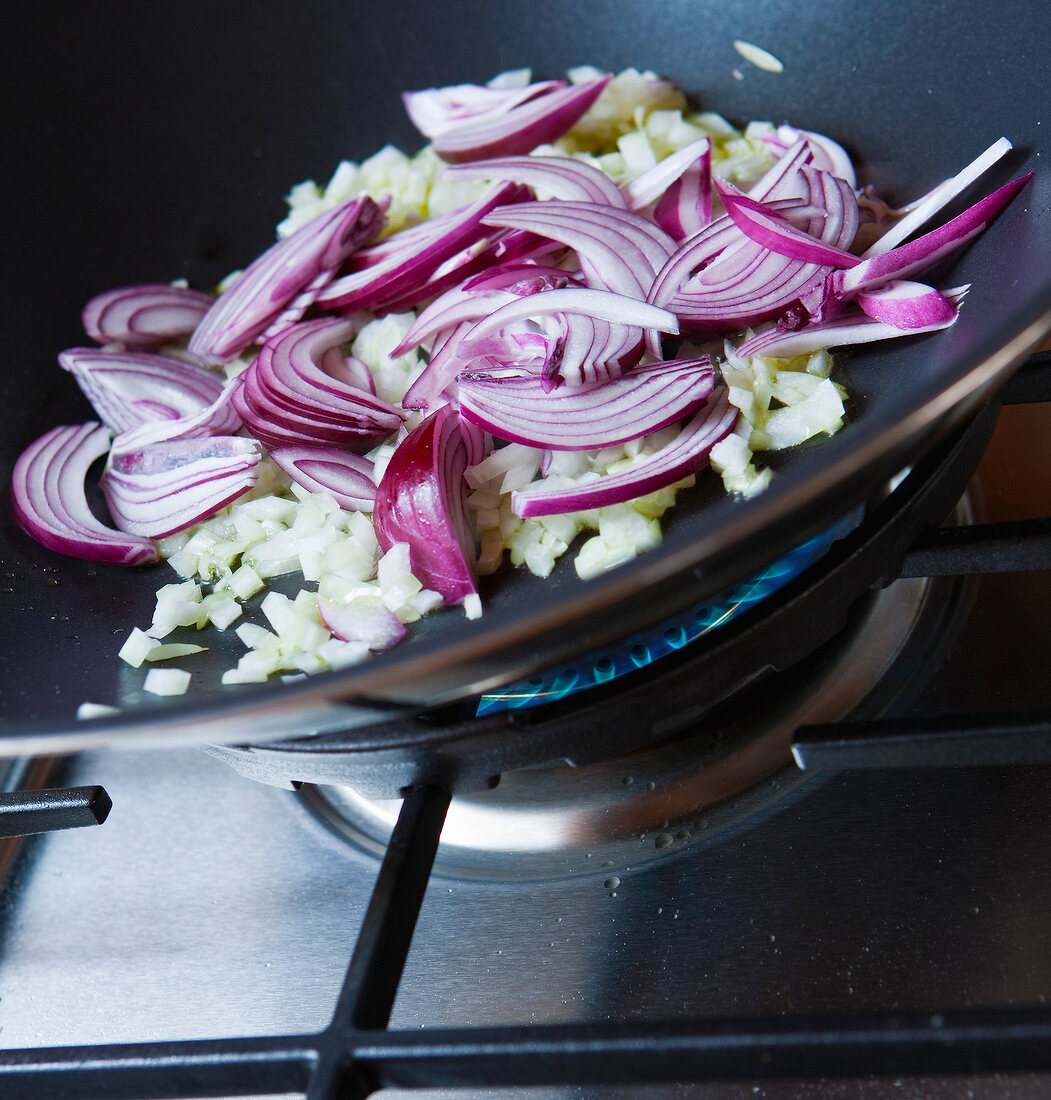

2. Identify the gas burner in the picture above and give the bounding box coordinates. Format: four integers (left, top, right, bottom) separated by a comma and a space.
300, 554, 967, 879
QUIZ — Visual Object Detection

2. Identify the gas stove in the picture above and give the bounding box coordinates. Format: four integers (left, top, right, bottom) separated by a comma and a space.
0, 356, 1049, 1099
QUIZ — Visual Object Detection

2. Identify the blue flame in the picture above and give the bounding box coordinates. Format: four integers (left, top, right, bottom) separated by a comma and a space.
476, 512, 859, 716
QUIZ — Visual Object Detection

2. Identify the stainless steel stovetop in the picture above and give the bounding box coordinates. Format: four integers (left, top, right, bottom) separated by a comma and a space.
0, 401, 1048, 1099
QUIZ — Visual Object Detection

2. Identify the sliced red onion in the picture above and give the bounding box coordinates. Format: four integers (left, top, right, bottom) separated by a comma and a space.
234, 318, 404, 450
663, 247, 832, 333
82, 284, 215, 348
59, 347, 227, 433
111, 385, 242, 450
838, 174, 1033, 296
373, 405, 487, 607
748, 137, 814, 201
855, 280, 960, 329
11, 422, 158, 565
372, 225, 557, 315
862, 137, 1013, 258
315, 183, 528, 313
401, 321, 479, 412
735, 287, 969, 358
429, 76, 612, 163
652, 167, 859, 333
511, 390, 736, 517
775, 126, 857, 187
464, 287, 679, 345
717, 189, 861, 268
319, 348, 375, 394
403, 79, 564, 139
317, 595, 406, 650
652, 146, 713, 240
188, 195, 384, 363
535, 312, 644, 388
647, 196, 818, 313
460, 261, 575, 296
484, 200, 676, 299
258, 266, 341, 344
268, 445, 377, 511
444, 154, 627, 206
622, 138, 712, 212
392, 263, 572, 356
457, 355, 714, 450
102, 435, 262, 538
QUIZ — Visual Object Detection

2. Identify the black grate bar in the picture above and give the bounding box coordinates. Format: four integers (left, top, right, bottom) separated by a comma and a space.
327, 784, 451, 1033
792, 712, 1051, 769
0, 1035, 315, 1100
900, 518, 1051, 578
306, 784, 452, 1100
2, 1006, 1049, 1098
0, 786, 112, 839
354, 1006, 1051, 1090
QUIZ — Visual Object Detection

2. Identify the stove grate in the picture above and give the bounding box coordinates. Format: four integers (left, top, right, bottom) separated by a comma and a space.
1, 783, 1050, 1098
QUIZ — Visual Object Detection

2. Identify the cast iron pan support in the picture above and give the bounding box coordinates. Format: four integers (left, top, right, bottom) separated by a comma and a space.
2, 782, 1051, 1097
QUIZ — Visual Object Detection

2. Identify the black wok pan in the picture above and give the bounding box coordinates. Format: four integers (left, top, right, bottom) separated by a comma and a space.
1, 0, 1049, 755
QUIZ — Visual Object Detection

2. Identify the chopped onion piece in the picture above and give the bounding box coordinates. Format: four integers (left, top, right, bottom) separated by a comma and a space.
143, 668, 192, 696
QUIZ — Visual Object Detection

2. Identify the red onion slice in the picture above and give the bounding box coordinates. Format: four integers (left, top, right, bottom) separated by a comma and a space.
234, 318, 404, 451
11, 422, 158, 565
393, 264, 572, 357
82, 284, 215, 348
855, 280, 960, 329
484, 200, 677, 298
403, 79, 565, 139
444, 154, 627, 207
373, 405, 487, 607
775, 126, 857, 187
268, 445, 378, 512
429, 77, 612, 163
735, 287, 968, 358
189, 195, 384, 363
652, 145, 714, 240
102, 436, 262, 538
862, 137, 1013, 257
315, 183, 528, 313
539, 312, 644, 388
622, 138, 712, 212
59, 347, 227, 433
401, 321, 479, 413
718, 190, 861, 269
511, 390, 736, 517
111, 386, 242, 450
748, 137, 814, 201
457, 356, 714, 450
464, 287, 679, 344
652, 166, 859, 333
839, 174, 1033, 296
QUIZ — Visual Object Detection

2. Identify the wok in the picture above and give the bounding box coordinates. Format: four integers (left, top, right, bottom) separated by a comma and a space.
1, 0, 1049, 756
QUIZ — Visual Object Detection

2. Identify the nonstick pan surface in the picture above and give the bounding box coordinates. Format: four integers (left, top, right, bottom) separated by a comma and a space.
1, 0, 1049, 752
